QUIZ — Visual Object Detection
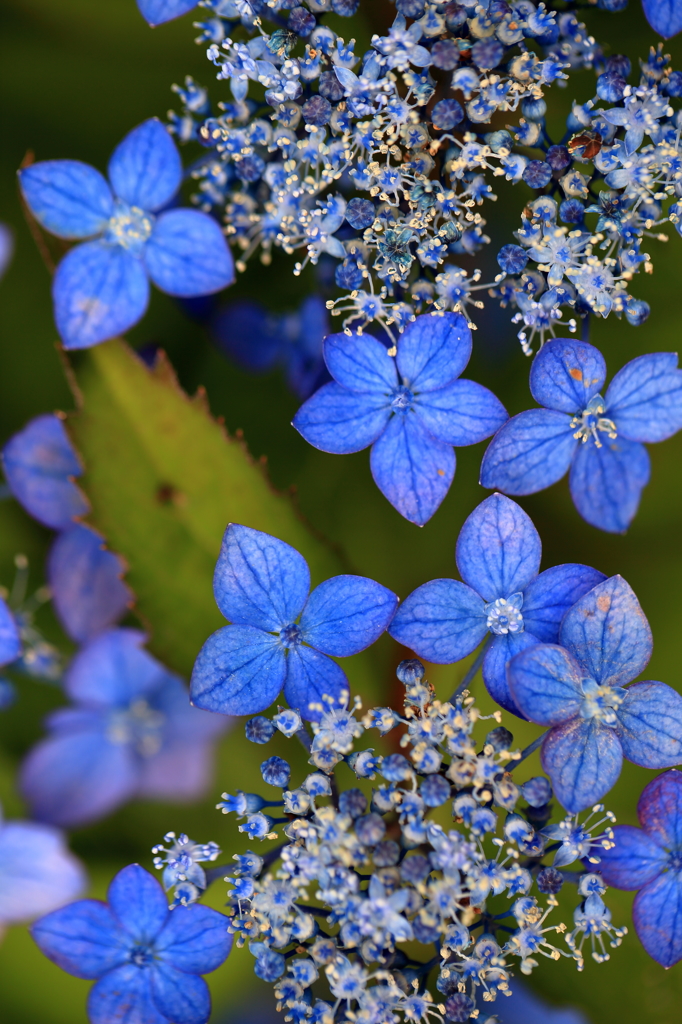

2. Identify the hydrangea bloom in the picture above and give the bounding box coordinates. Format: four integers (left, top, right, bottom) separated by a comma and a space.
389, 493, 605, 714
293, 312, 507, 524
599, 770, 682, 968
190, 524, 397, 719
32, 863, 232, 1024
21, 628, 226, 827
19, 118, 234, 348
507, 576, 682, 812
480, 339, 682, 532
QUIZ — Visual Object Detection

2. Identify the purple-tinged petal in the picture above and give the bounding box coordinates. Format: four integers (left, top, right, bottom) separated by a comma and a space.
52, 240, 149, 349
456, 493, 541, 602
137, 0, 199, 26
482, 631, 539, 718
213, 524, 310, 630
615, 682, 682, 769
559, 575, 652, 687
569, 436, 650, 534
598, 825, 668, 891
292, 381, 390, 454
0, 597, 21, 667
414, 378, 508, 446
48, 525, 132, 643
88, 963, 167, 1024
480, 409, 576, 495
108, 865, 169, 943
18, 161, 113, 240
283, 645, 348, 721
65, 629, 162, 706
633, 872, 682, 969
541, 718, 623, 813
507, 643, 583, 726
299, 575, 398, 656
150, 964, 211, 1024
144, 209, 234, 297
522, 563, 607, 643
605, 352, 682, 442
108, 119, 182, 213
370, 415, 455, 525
190, 624, 286, 716
30, 899, 129, 979
529, 338, 606, 413
156, 904, 232, 974
0, 821, 86, 925
396, 311, 472, 391
641, 0, 682, 40
388, 579, 486, 663
323, 331, 397, 393
637, 769, 682, 850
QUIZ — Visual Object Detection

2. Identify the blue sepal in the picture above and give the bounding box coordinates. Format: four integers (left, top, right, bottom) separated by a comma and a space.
522, 563, 606, 643
30, 900, 128, 979
144, 209, 235, 297
299, 575, 398, 657
529, 338, 606, 413
0, 820, 86, 924
507, 644, 583, 725
108, 863, 169, 939
0, 598, 21, 667
136, 0, 199, 27
568, 436, 650, 533
18, 161, 113, 240
107, 119, 182, 213
615, 682, 682, 768
456, 493, 541, 602
65, 629, 161, 706
599, 825, 668, 890
481, 631, 538, 717
395, 311, 472, 391
388, 579, 486, 663
190, 625, 286, 716
637, 769, 682, 850
88, 963, 166, 1024
324, 331, 396, 392
415, 378, 508, 446
156, 904, 232, 973
605, 352, 682, 442
541, 717, 623, 813
480, 409, 576, 494
641, 0, 682, 39
283, 646, 348, 721
150, 964, 210, 1024
292, 382, 390, 454
370, 414, 455, 525
633, 872, 682, 968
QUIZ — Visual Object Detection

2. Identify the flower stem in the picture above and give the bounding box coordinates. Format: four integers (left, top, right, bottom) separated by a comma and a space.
450, 635, 493, 702
510, 729, 549, 770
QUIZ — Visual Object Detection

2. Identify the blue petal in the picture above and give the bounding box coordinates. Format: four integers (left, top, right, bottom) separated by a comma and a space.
569, 436, 650, 533
395, 311, 472, 391
479, 409, 576, 494
522, 563, 607, 643
53, 240, 149, 349
108, 865, 169, 942
213, 524, 310, 630
615, 682, 682, 769
598, 825, 668, 890
157, 904, 232, 974
190, 625, 286, 715
388, 579, 486, 663
559, 575, 652, 687
151, 964, 210, 1024
292, 382, 390, 454
370, 414, 455, 525
323, 331, 397, 392
1, 414, 89, 529
541, 718, 623, 813
18, 161, 113, 239
144, 210, 235, 296
88, 963, 167, 1024
633, 872, 682, 969
482, 631, 539, 717
637, 769, 682, 850
0, 596, 21, 667
65, 629, 164, 706
605, 352, 682, 442
414, 379, 508, 446
137, 0, 199, 26
455, 493, 541, 602
0, 821, 85, 925
48, 525, 131, 643
211, 300, 281, 372
506, 644, 583, 725
641, 0, 682, 39
283, 645, 349, 721
30, 900, 128, 979
529, 338, 606, 413
108, 119, 182, 213
299, 575, 398, 656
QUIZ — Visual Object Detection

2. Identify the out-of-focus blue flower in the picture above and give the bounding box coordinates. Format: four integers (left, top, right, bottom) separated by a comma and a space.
642, 0, 682, 39
21, 628, 226, 827
0, 595, 21, 669
493, 978, 589, 1023
293, 312, 507, 525
389, 493, 605, 714
190, 524, 397, 720
137, 0, 198, 26
18, 119, 234, 349
480, 338, 682, 532
599, 769, 682, 967
2, 414, 89, 530
0, 223, 14, 281
507, 576, 682, 813
32, 863, 231, 1024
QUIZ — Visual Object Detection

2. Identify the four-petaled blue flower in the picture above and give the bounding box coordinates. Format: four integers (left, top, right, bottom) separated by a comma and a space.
293, 312, 508, 525
599, 769, 682, 968
190, 524, 398, 720
507, 576, 682, 812
389, 493, 605, 715
19, 118, 234, 349
31, 863, 232, 1024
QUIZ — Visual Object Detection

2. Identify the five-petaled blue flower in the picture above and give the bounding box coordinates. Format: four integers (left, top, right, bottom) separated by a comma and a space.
480, 338, 682, 533
19, 118, 234, 349
389, 492, 605, 716
599, 769, 682, 968
506, 576, 682, 813
190, 524, 398, 720
293, 312, 508, 525
31, 863, 232, 1024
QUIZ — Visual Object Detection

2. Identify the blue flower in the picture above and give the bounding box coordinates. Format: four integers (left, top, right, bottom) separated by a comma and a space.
21, 629, 226, 827
480, 338, 682, 532
642, 0, 682, 40
599, 769, 682, 968
507, 576, 682, 813
31, 863, 231, 1024
137, 0, 198, 26
190, 524, 398, 720
18, 119, 234, 349
389, 493, 605, 715
293, 312, 508, 525
0, 595, 21, 669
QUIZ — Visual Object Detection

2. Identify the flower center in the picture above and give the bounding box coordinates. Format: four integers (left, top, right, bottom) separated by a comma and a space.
570, 395, 617, 448
105, 201, 154, 254
391, 385, 414, 413
106, 699, 165, 757
668, 851, 682, 872
579, 678, 626, 725
130, 945, 154, 967
279, 623, 302, 648
485, 593, 524, 636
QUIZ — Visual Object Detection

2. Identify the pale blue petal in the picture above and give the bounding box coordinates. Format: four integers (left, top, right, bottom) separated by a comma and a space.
323, 331, 397, 393
370, 415, 455, 525
605, 352, 682, 442
30, 900, 128, 979
615, 682, 682, 769
137, 0, 199, 26
388, 579, 486, 663
541, 718, 623, 813
529, 338, 606, 413
642, 0, 682, 39
0, 597, 21, 667
65, 629, 163, 706
283, 645, 349, 721
151, 964, 210, 1024
292, 382, 390, 454
108, 119, 182, 213
479, 409, 576, 494
559, 575, 652, 687
88, 964, 167, 1024
18, 161, 113, 239
157, 905, 232, 974
507, 643, 583, 725
395, 311, 472, 391
414, 379, 508, 446
299, 575, 398, 656
144, 210, 235, 296
522, 564, 607, 643
598, 825, 667, 890
455, 493, 541, 602
53, 241, 149, 349
482, 631, 539, 717
637, 769, 682, 850
108, 865, 169, 942
0, 822, 86, 925
633, 873, 682, 969
190, 625, 286, 716
569, 436, 650, 533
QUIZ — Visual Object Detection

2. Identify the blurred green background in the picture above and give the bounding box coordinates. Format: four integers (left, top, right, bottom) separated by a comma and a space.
1, 1, 682, 1021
